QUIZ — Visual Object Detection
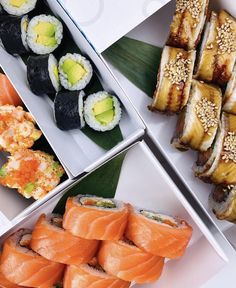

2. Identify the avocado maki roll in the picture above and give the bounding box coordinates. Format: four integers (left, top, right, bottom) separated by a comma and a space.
59, 53, 93, 91
27, 54, 60, 96
54, 90, 85, 131
84, 91, 122, 132
27, 15, 63, 55
0, 14, 29, 55
0, 0, 37, 16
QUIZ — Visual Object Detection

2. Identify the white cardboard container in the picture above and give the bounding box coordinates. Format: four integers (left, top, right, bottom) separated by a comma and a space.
1, 141, 236, 288
102, 0, 236, 247
0, 0, 145, 179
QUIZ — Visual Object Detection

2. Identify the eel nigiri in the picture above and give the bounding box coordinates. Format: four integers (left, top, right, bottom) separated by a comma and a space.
31, 214, 99, 265
194, 112, 236, 185
223, 66, 236, 115
64, 259, 130, 288
172, 80, 222, 152
98, 239, 164, 284
167, 0, 209, 50
149, 46, 196, 114
125, 207, 192, 259
63, 195, 129, 240
0, 229, 65, 288
0, 73, 22, 106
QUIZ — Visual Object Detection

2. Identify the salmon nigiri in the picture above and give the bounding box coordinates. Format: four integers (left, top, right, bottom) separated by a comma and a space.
63, 195, 129, 240
64, 258, 130, 288
0, 229, 65, 288
125, 207, 193, 259
0, 73, 22, 106
31, 214, 99, 265
98, 239, 164, 284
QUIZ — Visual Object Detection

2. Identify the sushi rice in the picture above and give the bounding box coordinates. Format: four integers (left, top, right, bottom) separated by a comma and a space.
27, 14, 63, 55
0, 0, 37, 16
59, 53, 93, 91
84, 91, 122, 132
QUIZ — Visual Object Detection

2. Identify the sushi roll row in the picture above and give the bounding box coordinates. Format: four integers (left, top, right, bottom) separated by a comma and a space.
0, 195, 192, 287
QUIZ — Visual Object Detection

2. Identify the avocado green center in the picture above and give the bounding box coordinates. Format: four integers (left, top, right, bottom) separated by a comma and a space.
53, 65, 59, 81
93, 97, 115, 125
34, 22, 57, 47
10, 0, 27, 7
62, 59, 87, 85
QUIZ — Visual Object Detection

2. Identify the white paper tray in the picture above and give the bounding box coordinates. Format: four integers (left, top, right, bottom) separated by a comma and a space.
1, 141, 235, 288
0, 0, 145, 178
103, 0, 236, 247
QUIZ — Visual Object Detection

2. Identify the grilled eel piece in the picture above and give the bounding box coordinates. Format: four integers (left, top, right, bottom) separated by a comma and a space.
194, 112, 236, 185
172, 80, 222, 152
195, 10, 236, 86
209, 185, 236, 223
223, 66, 236, 115
149, 46, 196, 114
167, 0, 209, 50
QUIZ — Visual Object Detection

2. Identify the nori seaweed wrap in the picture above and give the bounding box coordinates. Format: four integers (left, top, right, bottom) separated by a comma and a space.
54, 90, 85, 131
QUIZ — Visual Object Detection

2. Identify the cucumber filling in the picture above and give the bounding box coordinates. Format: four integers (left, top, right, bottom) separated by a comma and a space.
140, 210, 178, 227
80, 197, 116, 209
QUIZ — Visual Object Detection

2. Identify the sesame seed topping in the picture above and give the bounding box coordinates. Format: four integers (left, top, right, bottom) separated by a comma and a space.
216, 17, 236, 55
176, 0, 202, 21
164, 53, 192, 85
222, 132, 236, 163
195, 98, 219, 132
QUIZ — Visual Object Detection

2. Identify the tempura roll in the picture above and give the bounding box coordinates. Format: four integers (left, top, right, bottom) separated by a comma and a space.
209, 185, 236, 223
149, 46, 196, 114
194, 112, 236, 185
195, 10, 236, 86
167, 0, 209, 50
223, 66, 236, 114
172, 80, 222, 152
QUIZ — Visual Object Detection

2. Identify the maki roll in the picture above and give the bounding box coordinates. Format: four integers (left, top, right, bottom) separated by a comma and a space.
0, 0, 37, 16
172, 80, 222, 152
194, 113, 236, 185
149, 46, 196, 114
167, 0, 209, 50
54, 90, 85, 131
27, 15, 63, 55
209, 185, 236, 223
223, 66, 236, 115
0, 149, 64, 199
195, 10, 236, 86
125, 207, 192, 259
63, 195, 129, 240
27, 54, 60, 96
0, 229, 65, 288
59, 53, 93, 91
0, 15, 29, 55
84, 91, 122, 132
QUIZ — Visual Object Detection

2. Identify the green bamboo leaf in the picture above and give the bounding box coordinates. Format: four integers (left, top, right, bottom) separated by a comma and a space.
53, 152, 126, 214
103, 37, 162, 97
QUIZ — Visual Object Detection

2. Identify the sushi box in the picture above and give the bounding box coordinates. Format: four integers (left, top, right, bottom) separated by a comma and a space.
1, 141, 236, 288
102, 0, 236, 247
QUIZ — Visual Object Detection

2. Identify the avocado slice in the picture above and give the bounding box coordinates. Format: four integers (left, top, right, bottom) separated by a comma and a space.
93, 97, 113, 116
53, 65, 59, 81
10, 0, 26, 7
67, 64, 86, 85
61, 59, 77, 73
34, 22, 56, 37
95, 109, 114, 125
36, 35, 57, 47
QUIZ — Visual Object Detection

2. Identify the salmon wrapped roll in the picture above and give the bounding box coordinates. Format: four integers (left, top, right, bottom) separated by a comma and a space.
223, 66, 236, 114
98, 239, 164, 284
125, 207, 192, 259
194, 113, 236, 185
0, 149, 64, 200
209, 185, 236, 223
167, 0, 209, 50
195, 10, 236, 86
172, 80, 222, 152
0, 229, 65, 288
64, 259, 130, 288
63, 195, 129, 240
0, 105, 41, 153
31, 214, 99, 265
149, 46, 196, 114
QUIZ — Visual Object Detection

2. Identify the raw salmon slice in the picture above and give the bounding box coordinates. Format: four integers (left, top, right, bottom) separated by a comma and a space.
0, 73, 22, 106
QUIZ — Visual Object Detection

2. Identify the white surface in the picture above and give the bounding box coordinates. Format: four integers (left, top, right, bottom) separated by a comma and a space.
2, 142, 234, 288
59, 0, 171, 53
103, 0, 236, 247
